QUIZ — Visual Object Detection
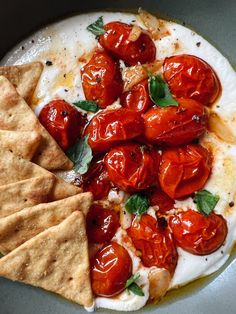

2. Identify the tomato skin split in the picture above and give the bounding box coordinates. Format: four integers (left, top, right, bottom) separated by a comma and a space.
127, 214, 178, 275
163, 54, 221, 106
158, 144, 212, 199
99, 22, 156, 66
169, 209, 228, 255
91, 242, 132, 297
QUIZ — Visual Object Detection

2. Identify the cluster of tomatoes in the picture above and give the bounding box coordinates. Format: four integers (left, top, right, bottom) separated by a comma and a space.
39, 21, 228, 298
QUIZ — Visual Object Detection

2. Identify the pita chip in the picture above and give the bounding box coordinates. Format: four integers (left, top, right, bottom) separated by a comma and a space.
0, 130, 41, 160
0, 62, 43, 103
0, 75, 73, 170
0, 211, 93, 307
0, 149, 81, 206
0, 175, 55, 219
0, 192, 92, 254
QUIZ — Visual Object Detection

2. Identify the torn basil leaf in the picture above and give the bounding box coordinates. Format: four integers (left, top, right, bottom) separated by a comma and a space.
66, 135, 93, 175
194, 190, 220, 216
125, 193, 149, 218
148, 75, 178, 107
87, 16, 106, 38
125, 273, 144, 296
73, 100, 99, 113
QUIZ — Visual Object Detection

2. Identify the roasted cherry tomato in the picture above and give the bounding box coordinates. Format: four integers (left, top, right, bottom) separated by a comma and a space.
99, 22, 156, 66
76, 156, 111, 200
147, 186, 175, 214
159, 144, 212, 199
81, 50, 123, 108
86, 205, 119, 243
91, 242, 132, 297
163, 54, 221, 105
120, 79, 153, 113
143, 98, 208, 146
169, 209, 228, 255
105, 143, 160, 192
39, 99, 83, 150
84, 108, 144, 152
127, 215, 178, 274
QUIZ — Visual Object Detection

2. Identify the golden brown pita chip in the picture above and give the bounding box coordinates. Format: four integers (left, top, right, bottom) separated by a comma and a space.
0, 192, 92, 254
0, 149, 81, 203
0, 76, 73, 170
0, 211, 93, 307
0, 62, 43, 103
0, 175, 55, 219
0, 130, 41, 160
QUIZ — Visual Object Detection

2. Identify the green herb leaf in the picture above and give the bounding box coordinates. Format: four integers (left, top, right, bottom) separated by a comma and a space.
125, 193, 149, 218
125, 273, 144, 296
87, 16, 106, 38
66, 135, 93, 174
194, 190, 220, 216
73, 100, 99, 113
148, 75, 178, 107
125, 273, 140, 288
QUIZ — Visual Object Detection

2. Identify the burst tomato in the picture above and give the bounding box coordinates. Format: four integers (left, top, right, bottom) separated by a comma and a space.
159, 144, 212, 199
84, 108, 144, 152
169, 209, 228, 255
163, 54, 221, 105
39, 99, 83, 150
105, 143, 160, 192
120, 79, 152, 113
76, 156, 111, 200
147, 186, 175, 213
127, 215, 178, 274
81, 50, 123, 108
86, 205, 119, 243
99, 22, 156, 66
91, 242, 132, 297
143, 98, 208, 146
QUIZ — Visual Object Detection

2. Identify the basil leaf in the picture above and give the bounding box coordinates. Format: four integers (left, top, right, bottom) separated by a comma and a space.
125, 273, 140, 288
125, 193, 149, 217
148, 75, 178, 107
194, 190, 220, 216
128, 283, 145, 296
66, 135, 93, 174
73, 100, 99, 113
87, 16, 106, 38
125, 273, 144, 296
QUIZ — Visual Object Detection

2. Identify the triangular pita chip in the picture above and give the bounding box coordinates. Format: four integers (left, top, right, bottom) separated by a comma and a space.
0, 62, 43, 103
0, 130, 41, 160
0, 211, 93, 307
0, 175, 55, 219
0, 149, 81, 203
0, 192, 92, 254
0, 76, 73, 170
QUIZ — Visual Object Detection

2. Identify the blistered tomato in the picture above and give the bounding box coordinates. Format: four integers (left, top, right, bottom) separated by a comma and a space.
39, 99, 83, 150
99, 22, 156, 66
143, 98, 208, 146
169, 209, 228, 255
77, 156, 111, 200
120, 79, 153, 113
159, 144, 212, 199
127, 215, 178, 274
84, 108, 144, 152
91, 242, 132, 297
105, 143, 160, 192
163, 54, 221, 105
81, 50, 123, 108
86, 205, 119, 243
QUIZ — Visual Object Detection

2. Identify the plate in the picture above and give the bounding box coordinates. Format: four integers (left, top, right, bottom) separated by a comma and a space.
0, 1, 235, 313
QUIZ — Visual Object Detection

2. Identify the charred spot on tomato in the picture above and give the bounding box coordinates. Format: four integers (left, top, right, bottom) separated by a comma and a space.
61, 111, 68, 117
157, 217, 168, 229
